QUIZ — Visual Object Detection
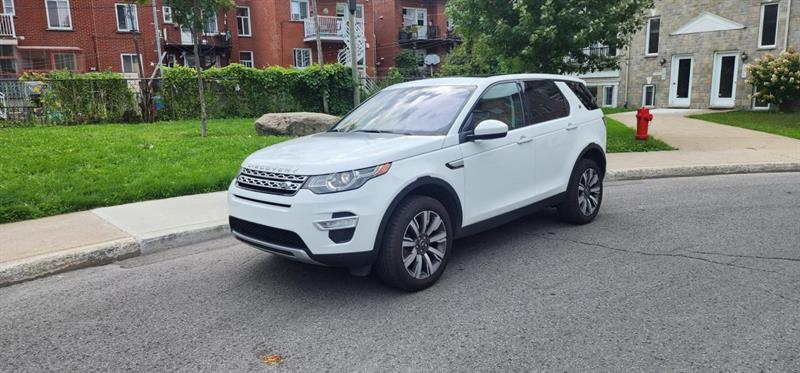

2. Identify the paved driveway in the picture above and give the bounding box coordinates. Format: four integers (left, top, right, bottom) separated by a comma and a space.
1, 173, 799, 372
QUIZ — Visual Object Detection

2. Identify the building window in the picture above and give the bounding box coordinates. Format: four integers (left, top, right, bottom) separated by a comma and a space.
645, 17, 660, 56
236, 7, 251, 36
22, 50, 49, 70
336, 3, 364, 18
758, 3, 779, 48
602, 85, 616, 107
642, 85, 655, 108
162, 6, 173, 23
293, 48, 311, 68
0, 45, 15, 76
120, 53, 140, 74
203, 12, 218, 34
239, 51, 253, 67
752, 86, 771, 110
53, 53, 76, 70
115, 3, 139, 32
46, 0, 72, 30
3, 0, 14, 14
290, 0, 309, 21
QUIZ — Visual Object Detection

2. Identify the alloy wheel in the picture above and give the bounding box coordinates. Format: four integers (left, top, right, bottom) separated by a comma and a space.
577, 168, 601, 216
402, 210, 447, 279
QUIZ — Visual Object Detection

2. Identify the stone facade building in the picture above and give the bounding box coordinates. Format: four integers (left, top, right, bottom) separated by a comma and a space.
580, 0, 798, 110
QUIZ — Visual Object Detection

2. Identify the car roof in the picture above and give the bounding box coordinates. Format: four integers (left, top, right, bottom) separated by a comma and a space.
386, 74, 586, 90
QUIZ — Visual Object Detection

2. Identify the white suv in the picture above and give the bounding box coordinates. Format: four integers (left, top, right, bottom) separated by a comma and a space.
228, 74, 606, 291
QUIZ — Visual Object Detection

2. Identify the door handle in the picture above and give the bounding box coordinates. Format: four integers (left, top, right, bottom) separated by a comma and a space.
517, 136, 533, 144
566, 123, 578, 131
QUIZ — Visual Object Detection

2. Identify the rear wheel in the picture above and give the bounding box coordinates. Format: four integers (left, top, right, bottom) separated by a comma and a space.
558, 158, 603, 224
375, 196, 452, 291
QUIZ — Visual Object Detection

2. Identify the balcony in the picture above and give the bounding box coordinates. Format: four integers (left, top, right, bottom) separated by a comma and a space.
0, 13, 16, 40
303, 16, 363, 42
398, 25, 456, 49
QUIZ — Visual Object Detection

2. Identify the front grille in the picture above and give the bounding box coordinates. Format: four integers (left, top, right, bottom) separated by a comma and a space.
236, 167, 308, 195
230, 216, 309, 250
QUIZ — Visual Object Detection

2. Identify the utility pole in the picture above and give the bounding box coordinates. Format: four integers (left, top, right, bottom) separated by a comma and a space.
312, 0, 328, 113
348, 0, 360, 106
191, 1, 208, 137
152, 0, 163, 67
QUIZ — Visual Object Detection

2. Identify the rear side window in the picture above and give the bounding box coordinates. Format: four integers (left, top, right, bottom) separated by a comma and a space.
565, 81, 599, 111
522, 80, 570, 124
466, 82, 525, 130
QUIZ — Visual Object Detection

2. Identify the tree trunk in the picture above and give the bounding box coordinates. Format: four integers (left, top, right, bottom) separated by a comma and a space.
312, 0, 329, 113
192, 4, 208, 137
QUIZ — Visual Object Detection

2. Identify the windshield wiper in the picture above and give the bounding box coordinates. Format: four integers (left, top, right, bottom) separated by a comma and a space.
353, 129, 402, 134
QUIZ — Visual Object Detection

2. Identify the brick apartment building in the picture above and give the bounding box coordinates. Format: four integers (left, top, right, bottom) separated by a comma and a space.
579, 0, 799, 110
372, 0, 458, 76
0, 0, 376, 78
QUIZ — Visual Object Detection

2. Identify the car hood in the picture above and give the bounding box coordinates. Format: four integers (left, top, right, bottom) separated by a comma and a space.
242, 132, 446, 175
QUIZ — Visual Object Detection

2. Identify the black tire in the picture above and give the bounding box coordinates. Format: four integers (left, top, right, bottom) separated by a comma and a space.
375, 195, 453, 291
557, 158, 603, 224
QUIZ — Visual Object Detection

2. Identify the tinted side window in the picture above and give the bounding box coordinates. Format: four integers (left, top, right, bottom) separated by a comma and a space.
467, 82, 524, 130
523, 80, 570, 124
566, 81, 599, 110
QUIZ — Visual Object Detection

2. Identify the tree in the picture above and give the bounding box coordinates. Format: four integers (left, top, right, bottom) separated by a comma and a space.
444, 0, 654, 75
158, 0, 234, 136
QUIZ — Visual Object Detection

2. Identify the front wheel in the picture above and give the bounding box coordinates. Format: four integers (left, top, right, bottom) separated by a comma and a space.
375, 196, 453, 291
558, 158, 603, 224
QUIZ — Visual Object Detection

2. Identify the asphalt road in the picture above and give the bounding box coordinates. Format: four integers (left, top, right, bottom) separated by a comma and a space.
2, 173, 799, 372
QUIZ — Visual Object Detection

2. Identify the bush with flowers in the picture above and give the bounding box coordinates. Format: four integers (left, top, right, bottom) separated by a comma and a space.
747, 49, 800, 112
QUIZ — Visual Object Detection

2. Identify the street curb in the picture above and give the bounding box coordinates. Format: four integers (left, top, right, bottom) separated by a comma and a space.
606, 162, 800, 181
0, 224, 231, 288
0, 239, 140, 288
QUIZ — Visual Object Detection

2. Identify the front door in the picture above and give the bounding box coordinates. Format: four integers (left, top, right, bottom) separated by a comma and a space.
459, 81, 536, 225
710, 52, 739, 108
669, 56, 693, 107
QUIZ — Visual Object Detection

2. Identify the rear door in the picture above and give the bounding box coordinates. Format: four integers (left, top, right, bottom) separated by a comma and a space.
520, 80, 573, 198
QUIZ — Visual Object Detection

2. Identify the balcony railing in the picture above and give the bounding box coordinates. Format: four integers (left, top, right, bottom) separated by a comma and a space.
399, 25, 440, 42
303, 16, 363, 40
0, 13, 15, 38
583, 46, 617, 58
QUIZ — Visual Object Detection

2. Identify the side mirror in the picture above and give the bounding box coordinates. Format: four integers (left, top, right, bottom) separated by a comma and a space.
468, 119, 508, 141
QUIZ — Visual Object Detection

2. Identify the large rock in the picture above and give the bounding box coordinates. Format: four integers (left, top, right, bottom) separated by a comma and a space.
254, 112, 340, 137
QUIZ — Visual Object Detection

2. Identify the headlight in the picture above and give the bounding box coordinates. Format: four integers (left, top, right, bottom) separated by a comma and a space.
305, 163, 391, 194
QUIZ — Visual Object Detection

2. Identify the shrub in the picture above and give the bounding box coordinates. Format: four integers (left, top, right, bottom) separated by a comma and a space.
747, 49, 800, 111
21, 71, 136, 124
159, 64, 354, 120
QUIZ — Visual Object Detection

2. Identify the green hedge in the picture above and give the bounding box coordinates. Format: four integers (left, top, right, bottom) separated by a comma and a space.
21, 71, 136, 125
159, 64, 355, 120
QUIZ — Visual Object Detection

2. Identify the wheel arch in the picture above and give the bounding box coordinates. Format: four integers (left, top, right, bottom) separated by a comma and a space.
576, 143, 607, 177
373, 176, 463, 252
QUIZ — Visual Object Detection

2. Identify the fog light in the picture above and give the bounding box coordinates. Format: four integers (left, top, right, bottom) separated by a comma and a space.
314, 216, 359, 231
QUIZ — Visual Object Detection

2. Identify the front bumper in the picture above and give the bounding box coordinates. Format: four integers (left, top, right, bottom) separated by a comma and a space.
227, 178, 391, 267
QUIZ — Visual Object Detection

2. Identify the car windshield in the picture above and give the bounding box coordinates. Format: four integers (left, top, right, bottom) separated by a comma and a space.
331, 85, 476, 136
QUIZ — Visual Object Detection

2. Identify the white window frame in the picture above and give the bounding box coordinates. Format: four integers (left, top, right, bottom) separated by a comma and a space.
239, 51, 253, 67
293, 48, 312, 68
203, 12, 218, 34
602, 85, 618, 108
120, 53, 141, 74
290, 0, 310, 21
336, 3, 364, 18
115, 3, 139, 32
45, 0, 73, 30
752, 86, 771, 110
53, 52, 76, 70
162, 6, 173, 24
642, 84, 655, 108
3, 0, 14, 15
645, 17, 660, 56
758, 3, 779, 49
236, 6, 251, 36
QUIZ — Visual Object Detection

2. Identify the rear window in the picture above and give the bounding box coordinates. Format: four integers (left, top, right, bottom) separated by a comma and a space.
522, 80, 570, 124
565, 81, 599, 111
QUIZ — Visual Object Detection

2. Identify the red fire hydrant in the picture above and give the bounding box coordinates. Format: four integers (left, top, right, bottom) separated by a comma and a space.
635, 107, 653, 140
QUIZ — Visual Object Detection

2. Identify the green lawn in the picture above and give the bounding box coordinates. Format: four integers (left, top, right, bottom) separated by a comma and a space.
605, 117, 675, 153
0, 116, 674, 224
0, 119, 287, 223
602, 107, 637, 115
688, 111, 800, 140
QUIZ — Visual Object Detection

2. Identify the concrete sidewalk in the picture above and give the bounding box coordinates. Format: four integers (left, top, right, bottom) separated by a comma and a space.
2, 110, 799, 286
